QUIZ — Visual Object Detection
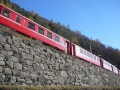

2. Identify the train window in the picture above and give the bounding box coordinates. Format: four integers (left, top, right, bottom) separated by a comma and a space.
105, 62, 108, 66
38, 27, 44, 35
80, 48, 83, 54
84, 50, 86, 55
94, 56, 96, 60
87, 52, 90, 57
54, 35, 60, 42
89, 54, 91, 58
2, 9, 10, 18
107, 63, 109, 66
16, 16, 20, 23
47, 32, 52, 39
113, 66, 117, 71
104, 61, 106, 65
77, 46, 79, 52
61, 39, 65, 45
28, 22, 35, 30
105, 61, 111, 67
91, 54, 93, 59
97, 57, 100, 62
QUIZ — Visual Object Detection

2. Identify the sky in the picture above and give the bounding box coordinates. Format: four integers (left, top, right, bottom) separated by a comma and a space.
10, 0, 120, 50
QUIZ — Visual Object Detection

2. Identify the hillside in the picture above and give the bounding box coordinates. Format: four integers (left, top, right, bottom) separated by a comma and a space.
0, 0, 120, 69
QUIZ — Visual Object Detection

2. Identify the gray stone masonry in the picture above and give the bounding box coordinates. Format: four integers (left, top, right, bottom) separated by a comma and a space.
0, 27, 120, 86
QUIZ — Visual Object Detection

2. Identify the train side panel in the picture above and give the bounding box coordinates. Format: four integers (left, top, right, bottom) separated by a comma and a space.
0, 4, 66, 52
119, 70, 120, 75
74, 44, 101, 66
112, 65, 118, 74
102, 59, 112, 71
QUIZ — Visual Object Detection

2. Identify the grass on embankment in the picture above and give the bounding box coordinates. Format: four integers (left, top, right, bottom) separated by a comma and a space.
0, 86, 120, 90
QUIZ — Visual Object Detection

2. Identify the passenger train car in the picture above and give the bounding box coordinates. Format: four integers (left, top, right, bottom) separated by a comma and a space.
73, 44, 101, 66
0, 4, 119, 75
0, 4, 67, 52
102, 59, 112, 71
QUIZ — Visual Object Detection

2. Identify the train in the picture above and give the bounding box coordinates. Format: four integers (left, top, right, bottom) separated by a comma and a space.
0, 4, 120, 75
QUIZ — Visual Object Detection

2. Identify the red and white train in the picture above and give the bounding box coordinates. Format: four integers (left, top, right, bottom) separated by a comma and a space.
0, 4, 119, 74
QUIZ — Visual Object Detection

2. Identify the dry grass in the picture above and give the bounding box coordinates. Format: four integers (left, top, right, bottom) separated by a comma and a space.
0, 86, 120, 90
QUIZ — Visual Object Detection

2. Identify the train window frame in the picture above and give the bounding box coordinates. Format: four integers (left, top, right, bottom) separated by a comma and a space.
54, 35, 60, 42
89, 54, 92, 58
47, 31, 52, 39
97, 57, 100, 62
77, 46, 79, 52
104, 61, 111, 67
113, 66, 117, 71
2, 8, 10, 18
80, 48, 83, 54
16, 16, 20, 23
28, 22, 35, 30
87, 52, 89, 57
94, 56, 96, 60
84, 50, 86, 55
90, 54, 93, 59
61, 39, 65, 45
38, 27, 44, 35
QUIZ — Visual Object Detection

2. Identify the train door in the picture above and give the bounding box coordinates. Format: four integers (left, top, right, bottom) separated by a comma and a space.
100, 58, 103, 68
65, 42, 67, 53
66, 41, 72, 55
0, 5, 2, 14
72, 44, 75, 56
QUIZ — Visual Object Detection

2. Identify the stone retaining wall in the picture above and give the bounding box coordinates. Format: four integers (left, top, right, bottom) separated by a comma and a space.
0, 26, 120, 86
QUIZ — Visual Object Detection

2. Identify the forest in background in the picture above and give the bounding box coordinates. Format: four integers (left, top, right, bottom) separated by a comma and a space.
0, 0, 120, 69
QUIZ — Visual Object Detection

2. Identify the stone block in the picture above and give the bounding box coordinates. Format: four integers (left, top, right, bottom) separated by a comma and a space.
0, 73, 5, 82
0, 61, 5, 65
7, 39, 13, 44
17, 78, 25, 83
3, 44, 11, 50
0, 54, 4, 61
21, 71, 29, 78
60, 71, 68, 78
10, 76, 16, 84
38, 75, 46, 84
0, 66, 3, 72
10, 56, 19, 63
58, 76, 65, 85
14, 63, 22, 70
6, 61, 13, 68
4, 68, 12, 75
26, 80, 33, 84
40, 63, 45, 70
30, 74, 38, 80
26, 60, 33, 66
